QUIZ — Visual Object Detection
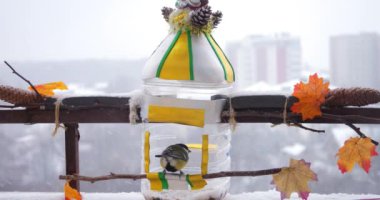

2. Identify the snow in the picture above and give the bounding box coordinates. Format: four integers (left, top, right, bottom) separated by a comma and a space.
281, 143, 306, 156
53, 85, 142, 98
227, 191, 380, 200
231, 80, 298, 96
1, 191, 380, 200
0, 192, 143, 200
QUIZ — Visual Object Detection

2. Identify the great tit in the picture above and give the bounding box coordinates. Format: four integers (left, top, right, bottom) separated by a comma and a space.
155, 144, 191, 174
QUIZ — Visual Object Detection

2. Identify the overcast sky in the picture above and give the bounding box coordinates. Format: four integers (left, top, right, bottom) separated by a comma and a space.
1, 0, 380, 69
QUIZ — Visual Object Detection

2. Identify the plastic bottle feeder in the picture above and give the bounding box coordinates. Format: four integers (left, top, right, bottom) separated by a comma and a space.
140, 0, 235, 199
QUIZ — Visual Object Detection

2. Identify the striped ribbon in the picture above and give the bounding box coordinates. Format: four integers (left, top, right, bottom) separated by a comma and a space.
156, 30, 235, 83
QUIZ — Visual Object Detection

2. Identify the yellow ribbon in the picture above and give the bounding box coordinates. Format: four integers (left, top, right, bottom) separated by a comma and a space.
201, 135, 209, 175
144, 131, 150, 173
148, 105, 205, 127
159, 31, 192, 80
187, 174, 207, 190
205, 33, 235, 83
147, 173, 163, 191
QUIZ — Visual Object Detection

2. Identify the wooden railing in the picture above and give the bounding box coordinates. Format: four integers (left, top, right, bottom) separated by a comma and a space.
1, 95, 380, 190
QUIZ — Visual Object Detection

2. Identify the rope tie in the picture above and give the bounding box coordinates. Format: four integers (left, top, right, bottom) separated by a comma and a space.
283, 96, 289, 125
52, 99, 65, 136
228, 97, 237, 132
271, 96, 292, 128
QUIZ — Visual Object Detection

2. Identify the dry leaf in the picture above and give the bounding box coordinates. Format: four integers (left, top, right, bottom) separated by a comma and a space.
291, 73, 330, 120
272, 159, 318, 200
28, 81, 68, 96
64, 182, 82, 200
337, 137, 378, 174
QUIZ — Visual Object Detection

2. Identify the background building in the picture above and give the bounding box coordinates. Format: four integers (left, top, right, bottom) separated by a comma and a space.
330, 33, 380, 89
226, 34, 302, 88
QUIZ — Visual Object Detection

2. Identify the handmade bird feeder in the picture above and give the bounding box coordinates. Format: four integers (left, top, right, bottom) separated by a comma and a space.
1, 1, 380, 200
141, 0, 235, 199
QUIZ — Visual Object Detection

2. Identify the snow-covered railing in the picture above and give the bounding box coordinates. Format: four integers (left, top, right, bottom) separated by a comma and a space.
1, 95, 380, 191
1, 63, 380, 197
2, 96, 380, 124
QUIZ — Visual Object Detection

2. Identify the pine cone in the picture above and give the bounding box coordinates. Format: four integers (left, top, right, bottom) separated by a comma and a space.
191, 6, 212, 28
324, 87, 380, 107
0, 85, 41, 105
211, 11, 223, 28
162, 7, 174, 22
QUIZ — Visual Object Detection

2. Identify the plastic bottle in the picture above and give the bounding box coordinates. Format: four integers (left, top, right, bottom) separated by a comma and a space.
141, 80, 233, 200
140, 1, 235, 198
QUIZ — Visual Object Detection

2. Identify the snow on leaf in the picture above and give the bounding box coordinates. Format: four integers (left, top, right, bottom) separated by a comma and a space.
28, 81, 68, 96
64, 182, 82, 200
272, 159, 318, 200
291, 73, 330, 121
336, 137, 379, 174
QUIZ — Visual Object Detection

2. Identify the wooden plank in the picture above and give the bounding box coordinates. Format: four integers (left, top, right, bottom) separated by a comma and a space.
2, 106, 380, 124
0, 96, 132, 123
61, 97, 130, 108
0, 108, 131, 123
223, 107, 380, 124
65, 123, 80, 190
1, 95, 380, 124
231, 95, 298, 110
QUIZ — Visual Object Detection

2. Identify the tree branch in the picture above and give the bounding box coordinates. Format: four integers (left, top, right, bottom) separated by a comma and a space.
345, 123, 379, 146
203, 168, 282, 179
60, 173, 147, 183
290, 123, 325, 133
3, 61, 43, 100
318, 113, 379, 145
59, 169, 282, 183
271, 122, 325, 133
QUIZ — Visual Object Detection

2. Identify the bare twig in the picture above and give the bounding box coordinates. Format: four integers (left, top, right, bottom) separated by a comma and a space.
60, 173, 147, 183
319, 113, 379, 145
271, 122, 325, 133
3, 61, 43, 100
345, 123, 379, 146
291, 123, 325, 133
203, 169, 282, 179
59, 169, 282, 183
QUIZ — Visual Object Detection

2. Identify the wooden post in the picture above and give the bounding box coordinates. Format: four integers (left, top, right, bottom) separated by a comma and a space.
64, 123, 80, 190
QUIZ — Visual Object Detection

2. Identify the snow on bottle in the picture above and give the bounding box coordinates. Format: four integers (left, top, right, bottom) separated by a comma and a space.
141, 0, 235, 199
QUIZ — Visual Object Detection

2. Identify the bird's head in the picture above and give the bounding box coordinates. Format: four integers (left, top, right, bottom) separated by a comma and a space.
175, 0, 209, 10
175, 143, 191, 153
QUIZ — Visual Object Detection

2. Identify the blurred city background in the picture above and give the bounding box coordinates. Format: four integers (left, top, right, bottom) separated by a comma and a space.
0, 0, 379, 195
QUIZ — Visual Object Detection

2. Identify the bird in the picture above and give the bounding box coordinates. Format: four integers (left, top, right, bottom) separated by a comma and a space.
155, 144, 191, 174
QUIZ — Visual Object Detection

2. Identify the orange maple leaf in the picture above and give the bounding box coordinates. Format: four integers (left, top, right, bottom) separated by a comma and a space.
64, 182, 82, 200
28, 81, 68, 97
337, 137, 378, 174
291, 73, 330, 120
272, 159, 318, 200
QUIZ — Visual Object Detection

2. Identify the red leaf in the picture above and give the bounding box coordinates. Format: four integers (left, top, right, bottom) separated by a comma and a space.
64, 182, 82, 200
337, 137, 378, 174
291, 74, 330, 120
